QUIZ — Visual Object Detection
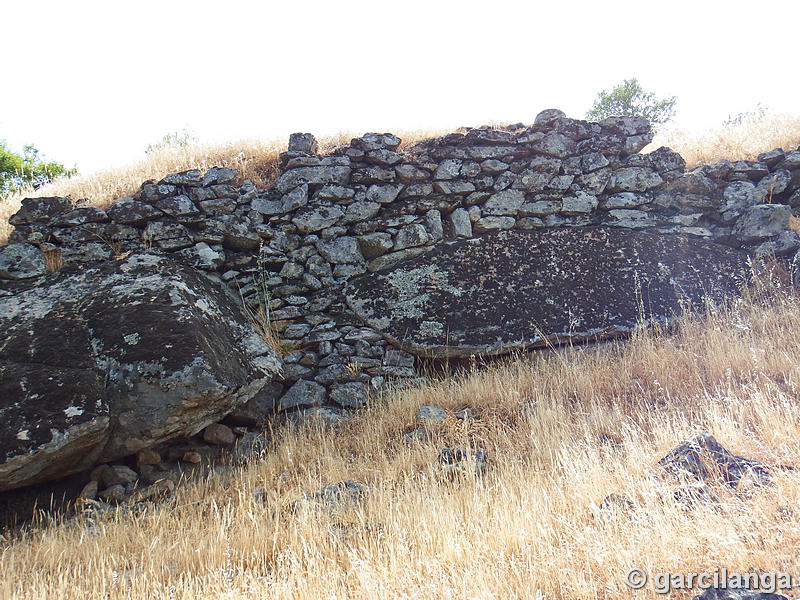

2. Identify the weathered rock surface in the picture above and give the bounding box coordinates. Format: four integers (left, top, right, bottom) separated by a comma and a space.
416, 405, 447, 423
279, 379, 326, 410
0, 243, 46, 279
203, 423, 236, 446
288, 405, 353, 427
346, 228, 751, 358
227, 382, 283, 426
8, 196, 73, 225
658, 432, 775, 487
291, 480, 368, 511
733, 204, 791, 242
0, 253, 281, 491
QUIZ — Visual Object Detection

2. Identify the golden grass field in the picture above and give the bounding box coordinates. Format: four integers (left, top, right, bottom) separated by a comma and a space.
2, 271, 800, 599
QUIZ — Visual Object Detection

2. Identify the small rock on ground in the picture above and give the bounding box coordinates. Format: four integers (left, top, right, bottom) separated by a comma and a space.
182, 451, 202, 464
78, 480, 99, 501
658, 432, 774, 487
135, 449, 161, 466
98, 484, 127, 503
203, 423, 236, 445
693, 588, 788, 600
100, 465, 138, 488
292, 480, 368, 511
416, 406, 447, 423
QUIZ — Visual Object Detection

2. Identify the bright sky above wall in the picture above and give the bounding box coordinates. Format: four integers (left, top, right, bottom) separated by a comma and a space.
3, 0, 799, 174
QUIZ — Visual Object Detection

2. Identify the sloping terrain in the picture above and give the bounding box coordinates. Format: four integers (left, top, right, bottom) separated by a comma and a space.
2, 274, 800, 599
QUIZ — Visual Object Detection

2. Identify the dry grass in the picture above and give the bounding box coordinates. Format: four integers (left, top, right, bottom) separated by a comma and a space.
651, 112, 800, 168
3, 273, 800, 599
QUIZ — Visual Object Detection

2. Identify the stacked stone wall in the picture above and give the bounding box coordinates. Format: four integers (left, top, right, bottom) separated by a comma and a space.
3, 109, 800, 417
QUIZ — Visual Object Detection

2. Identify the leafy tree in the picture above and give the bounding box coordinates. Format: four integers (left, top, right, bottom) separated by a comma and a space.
145, 129, 198, 154
586, 78, 677, 130
0, 141, 76, 195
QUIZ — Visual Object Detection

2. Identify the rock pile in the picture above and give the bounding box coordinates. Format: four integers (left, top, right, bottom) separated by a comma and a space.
600, 432, 790, 514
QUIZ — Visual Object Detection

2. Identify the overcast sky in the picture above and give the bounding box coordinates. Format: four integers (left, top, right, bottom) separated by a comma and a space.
2, 0, 799, 174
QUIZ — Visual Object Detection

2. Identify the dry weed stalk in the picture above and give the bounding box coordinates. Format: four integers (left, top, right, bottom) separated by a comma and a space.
42, 248, 62, 273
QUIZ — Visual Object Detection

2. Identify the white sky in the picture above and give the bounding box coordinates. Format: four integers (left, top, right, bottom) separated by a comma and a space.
2, 0, 799, 174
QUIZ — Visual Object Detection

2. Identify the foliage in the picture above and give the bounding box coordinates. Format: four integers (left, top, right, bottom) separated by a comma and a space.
586, 77, 677, 130
0, 141, 76, 195
145, 129, 199, 155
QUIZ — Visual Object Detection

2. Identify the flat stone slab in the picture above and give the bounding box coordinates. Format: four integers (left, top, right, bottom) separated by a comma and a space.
345, 227, 751, 358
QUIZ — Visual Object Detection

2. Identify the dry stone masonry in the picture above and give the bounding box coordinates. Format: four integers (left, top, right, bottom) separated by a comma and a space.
3, 108, 800, 432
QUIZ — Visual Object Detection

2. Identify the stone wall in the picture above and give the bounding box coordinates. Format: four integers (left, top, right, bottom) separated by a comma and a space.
3, 108, 800, 418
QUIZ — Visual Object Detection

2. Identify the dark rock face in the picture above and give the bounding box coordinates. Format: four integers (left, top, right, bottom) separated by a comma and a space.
346, 227, 751, 358
0, 253, 281, 491
227, 382, 283, 426
0, 243, 46, 279
8, 197, 73, 225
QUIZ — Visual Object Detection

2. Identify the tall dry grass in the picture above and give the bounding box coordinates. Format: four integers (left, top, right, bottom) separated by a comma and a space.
3, 273, 800, 599
651, 112, 800, 168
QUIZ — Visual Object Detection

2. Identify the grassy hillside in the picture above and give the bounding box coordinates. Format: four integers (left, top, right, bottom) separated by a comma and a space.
2, 271, 800, 599
2, 113, 800, 245
3, 114, 800, 598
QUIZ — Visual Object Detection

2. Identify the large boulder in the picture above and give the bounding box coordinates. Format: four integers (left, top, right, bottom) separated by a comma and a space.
0, 253, 282, 491
345, 227, 751, 358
